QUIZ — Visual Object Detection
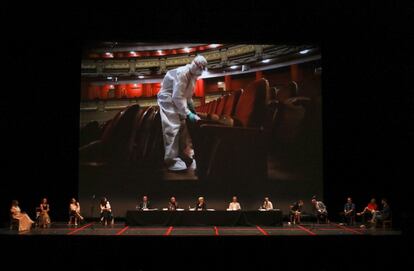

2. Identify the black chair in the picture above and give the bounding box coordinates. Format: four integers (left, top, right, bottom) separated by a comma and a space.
9, 215, 19, 230
34, 207, 42, 228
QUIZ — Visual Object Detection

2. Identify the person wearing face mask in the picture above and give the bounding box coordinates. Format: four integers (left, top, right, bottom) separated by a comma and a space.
157, 55, 208, 171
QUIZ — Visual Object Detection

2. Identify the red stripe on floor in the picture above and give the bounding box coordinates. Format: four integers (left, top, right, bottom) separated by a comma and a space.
219, 228, 267, 231
116, 226, 129, 235
123, 227, 169, 230
214, 226, 219, 236
67, 223, 94, 235
164, 226, 173, 236
256, 226, 269, 236
264, 228, 300, 231
168, 227, 215, 230
297, 225, 317, 235
334, 223, 363, 235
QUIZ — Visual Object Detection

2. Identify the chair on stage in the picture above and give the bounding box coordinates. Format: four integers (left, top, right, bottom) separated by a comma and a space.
381, 219, 392, 229
34, 207, 42, 228
9, 214, 19, 231
316, 213, 329, 224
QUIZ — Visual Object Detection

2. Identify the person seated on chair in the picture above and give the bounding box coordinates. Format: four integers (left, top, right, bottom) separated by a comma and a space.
10, 200, 34, 231
137, 195, 151, 210
69, 198, 84, 225
38, 198, 51, 228
311, 196, 328, 223
100, 197, 113, 226
372, 198, 391, 225
260, 197, 274, 210
194, 197, 207, 211
340, 197, 356, 226
168, 196, 178, 211
289, 200, 304, 225
357, 198, 377, 226
227, 196, 241, 211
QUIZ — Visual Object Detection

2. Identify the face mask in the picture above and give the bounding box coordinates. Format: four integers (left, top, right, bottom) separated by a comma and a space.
190, 62, 202, 76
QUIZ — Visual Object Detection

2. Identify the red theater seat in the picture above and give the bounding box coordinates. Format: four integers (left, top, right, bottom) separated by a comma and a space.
214, 97, 224, 115
131, 106, 163, 166
79, 104, 164, 170
209, 100, 217, 114
222, 89, 242, 116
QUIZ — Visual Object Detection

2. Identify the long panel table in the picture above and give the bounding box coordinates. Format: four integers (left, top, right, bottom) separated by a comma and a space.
126, 210, 283, 226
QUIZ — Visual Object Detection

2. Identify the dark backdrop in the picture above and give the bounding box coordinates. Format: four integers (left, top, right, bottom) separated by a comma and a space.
0, 2, 411, 231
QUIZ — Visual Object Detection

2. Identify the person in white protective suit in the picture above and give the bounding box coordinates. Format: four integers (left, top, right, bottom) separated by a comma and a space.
157, 55, 208, 171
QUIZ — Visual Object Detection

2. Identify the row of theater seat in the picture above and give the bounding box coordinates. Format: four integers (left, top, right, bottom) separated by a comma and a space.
196, 89, 243, 117
79, 104, 164, 168
79, 76, 321, 180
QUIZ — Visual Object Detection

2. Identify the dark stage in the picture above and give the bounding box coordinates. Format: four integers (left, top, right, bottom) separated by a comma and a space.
1, 222, 408, 270
0, 222, 402, 236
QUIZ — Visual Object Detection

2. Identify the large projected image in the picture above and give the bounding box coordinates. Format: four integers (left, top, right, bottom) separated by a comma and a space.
79, 43, 322, 218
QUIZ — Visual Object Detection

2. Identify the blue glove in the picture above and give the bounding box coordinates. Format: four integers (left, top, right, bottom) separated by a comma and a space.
187, 112, 200, 123
187, 101, 196, 114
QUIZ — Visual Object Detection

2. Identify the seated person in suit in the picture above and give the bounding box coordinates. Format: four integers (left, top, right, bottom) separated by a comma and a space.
168, 197, 178, 211
10, 200, 34, 231
289, 200, 304, 224
100, 197, 113, 226
69, 198, 84, 225
194, 197, 206, 211
340, 197, 356, 225
227, 196, 241, 211
137, 195, 151, 210
372, 198, 391, 224
38, 198, 51, 228
311, 196, 328, 223
260, 197, 274, 210
357, 198, 377, 225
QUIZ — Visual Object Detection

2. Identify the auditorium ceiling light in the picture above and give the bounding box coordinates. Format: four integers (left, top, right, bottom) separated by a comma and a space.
262, 59, 271, 63
138, 75, 145, 79
299, 49, 309, 54
107, 76, 113, 80
230, 65, 238, 69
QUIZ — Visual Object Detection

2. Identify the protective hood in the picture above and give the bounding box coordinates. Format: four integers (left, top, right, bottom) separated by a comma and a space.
189, 55, 208, 77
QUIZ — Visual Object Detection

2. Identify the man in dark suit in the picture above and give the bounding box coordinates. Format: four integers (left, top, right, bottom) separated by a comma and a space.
136, 195, 151, 210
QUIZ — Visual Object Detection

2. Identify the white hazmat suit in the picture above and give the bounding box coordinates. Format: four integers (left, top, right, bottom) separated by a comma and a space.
157, 55, 207, 171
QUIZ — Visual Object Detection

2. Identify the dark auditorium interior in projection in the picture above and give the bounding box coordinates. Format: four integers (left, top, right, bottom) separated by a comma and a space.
79, 43, 322, 216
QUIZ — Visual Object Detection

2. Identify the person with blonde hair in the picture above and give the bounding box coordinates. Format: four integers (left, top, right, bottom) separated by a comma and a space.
10, 200, 34, 231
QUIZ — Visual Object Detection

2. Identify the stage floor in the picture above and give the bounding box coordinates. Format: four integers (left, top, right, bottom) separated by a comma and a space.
0, 222, 401, 236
